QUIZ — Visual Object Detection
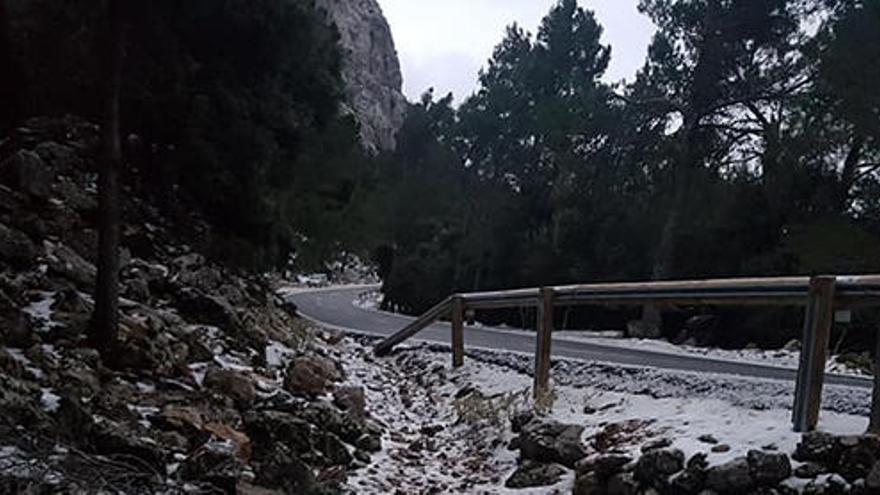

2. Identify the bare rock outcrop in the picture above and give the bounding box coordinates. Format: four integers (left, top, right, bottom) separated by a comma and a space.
317, 0, 407, 152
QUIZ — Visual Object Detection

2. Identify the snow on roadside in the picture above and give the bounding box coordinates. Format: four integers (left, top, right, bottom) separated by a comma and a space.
553, 330, 870, 378
331, 338, 867, 494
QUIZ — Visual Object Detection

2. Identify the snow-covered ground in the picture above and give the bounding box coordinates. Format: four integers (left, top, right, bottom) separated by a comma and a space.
552, 331, 871, 378
330, 337, 868, 494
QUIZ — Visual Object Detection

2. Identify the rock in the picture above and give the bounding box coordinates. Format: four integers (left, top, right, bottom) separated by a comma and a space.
698, 434, 719, 445
244, 411, 313, 456
355, 433, 381, 453
0, 223, 37, 266
669, 467, 706, 494
519, 420, 588, 468
511, 410, 535, 433
867, 460, 880, 489
1, 301, 33, 348
504, 460, 565, 488
203, 367, 256, 407
642, 437, 674, 453
793, 431, 844, 465
837, 435, 880, 482
34, 141, 82, 170
314, 431, 353, 467
175, 290, 240, 332
123, 275, 151, 303
284, 355, 343, 396
573, 471, 602, 495
795, 462, 828, 478
705, 457, 754, 493
333, 386, 366, 419
314, 0, 406, 151
606, 472, 639, 495
579, 453, 633, 480
0, 150, 52, 199
90, 422, 165, 470
182, 438, 244, 493
252, 447, 315, 495
747, 449, 791, 486
45, 242, 96, 288
634, 448, 685, 485
173, 254, 222, 292
712, 444, 731, 453
299, 401, 363, 444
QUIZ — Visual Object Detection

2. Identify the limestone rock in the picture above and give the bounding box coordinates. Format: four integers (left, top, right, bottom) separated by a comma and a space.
705, 457, 754, 493
634, 448, 685, 485
315, 0, 406, 152
505, 460, 566, 488
519, 419, 588, 468
284, 355, 343, 396
747, 449, 791, 486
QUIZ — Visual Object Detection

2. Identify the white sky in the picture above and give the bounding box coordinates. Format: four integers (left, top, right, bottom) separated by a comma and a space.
377, 0, 657, 103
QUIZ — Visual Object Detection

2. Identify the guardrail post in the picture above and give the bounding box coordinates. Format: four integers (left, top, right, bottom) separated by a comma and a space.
451, 296, 465, 368
792, 276, 837, 432
533, 287, 555, 399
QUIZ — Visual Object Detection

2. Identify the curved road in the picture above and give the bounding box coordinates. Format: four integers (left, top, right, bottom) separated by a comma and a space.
285, 286, 872, 389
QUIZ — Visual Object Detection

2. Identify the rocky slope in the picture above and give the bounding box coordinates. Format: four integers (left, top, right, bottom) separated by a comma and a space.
317, 0, 407, 152
0, 117, 383, 494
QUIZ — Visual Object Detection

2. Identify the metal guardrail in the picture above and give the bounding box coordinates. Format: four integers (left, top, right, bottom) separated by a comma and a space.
374, 274, 880, 432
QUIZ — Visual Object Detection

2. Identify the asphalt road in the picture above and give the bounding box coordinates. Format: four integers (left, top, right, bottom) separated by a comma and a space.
286, 286, 872, 390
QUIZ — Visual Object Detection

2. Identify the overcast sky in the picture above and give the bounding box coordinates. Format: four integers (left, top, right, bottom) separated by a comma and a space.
377, 0, 657, 103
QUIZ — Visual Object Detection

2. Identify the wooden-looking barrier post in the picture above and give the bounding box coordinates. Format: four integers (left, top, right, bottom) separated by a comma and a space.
451, 295, 465, 368
533, 287, 555, 399
792, 276, 837, 432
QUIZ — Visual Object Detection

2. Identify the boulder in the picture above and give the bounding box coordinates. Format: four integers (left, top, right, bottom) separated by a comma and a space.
90, 422, 165, 471
252, 446, 315, 495
519, 420, 588, 468
313, 431, 353, 467
333, 386, 366, 419
505, 460, 566, 489
0, 150, 52, 199
634, 448, 685, 485
837, 435, 880, 482
0, 223, 37, 266
576, 453, 634, 480
867, 460, 880, 490
244, 411, 313, 457
299, 401, 363, 444
705, 457, 754, 493
573, 472, 602, 495
355, 433, 381, 453
747, 449, 791, 486
45, 242, 96, 288
182, 439, 244, 493
510, 409, 535, 433
606, 472, 639, 495
793, 431, 844, 466
284, 355, 343, 396
203, 367, 256, 407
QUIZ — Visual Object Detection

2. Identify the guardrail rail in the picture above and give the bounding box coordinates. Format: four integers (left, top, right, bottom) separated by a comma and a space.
374, 274, 880, 432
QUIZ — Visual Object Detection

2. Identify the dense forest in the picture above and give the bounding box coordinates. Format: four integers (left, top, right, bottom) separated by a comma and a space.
1, 0, 879, 348
371, 0, 880, 348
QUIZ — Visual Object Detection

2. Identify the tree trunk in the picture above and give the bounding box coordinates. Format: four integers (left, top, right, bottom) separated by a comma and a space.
91, 0, 126, 358
0, 0, 22, 132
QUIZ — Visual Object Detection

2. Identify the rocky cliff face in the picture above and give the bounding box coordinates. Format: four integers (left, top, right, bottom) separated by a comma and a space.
317, 0, 407, 152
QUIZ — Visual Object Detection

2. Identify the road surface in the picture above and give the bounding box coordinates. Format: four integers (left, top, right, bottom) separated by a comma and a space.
285, 285, 872, 389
